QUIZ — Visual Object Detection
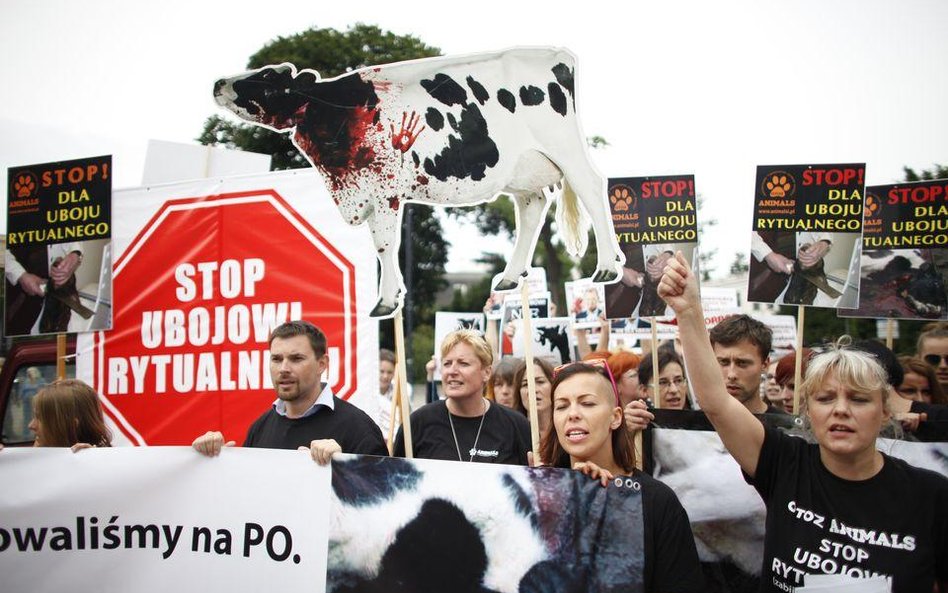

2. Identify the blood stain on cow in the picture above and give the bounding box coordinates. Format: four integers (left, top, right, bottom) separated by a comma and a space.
420, 73, 468, 106
425, 107, 445, 131
416, 175, 429, 185
423, 103, 499, 182
497, 88, 516, 113
466, 75, 489, 105
548, 82, 567, 116
519, 85, 545, 106
290, 73, 381, 188
387, 197, 400, 210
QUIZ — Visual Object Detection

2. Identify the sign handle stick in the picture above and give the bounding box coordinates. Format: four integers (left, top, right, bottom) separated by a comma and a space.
394, 310, 413, 458
650, 317, 661, 408
386, 363, 401, 456
885, 318, 894, 350
792, 305, 805, 415
520, 281, 540, 462
56, 334, 67, 380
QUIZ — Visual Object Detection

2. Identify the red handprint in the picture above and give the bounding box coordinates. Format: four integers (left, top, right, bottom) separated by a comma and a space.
390, 111, 425, 153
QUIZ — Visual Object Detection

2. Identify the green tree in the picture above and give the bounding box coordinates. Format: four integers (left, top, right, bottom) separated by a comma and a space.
196, 24, 446, 376
904, 164, 948, 182
729, 252, 749, 275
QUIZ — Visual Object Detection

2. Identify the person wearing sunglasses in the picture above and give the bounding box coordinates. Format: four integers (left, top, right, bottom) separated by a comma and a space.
538, 359, 704, 592
918, 327, 948, 393
659, 252, 948, 593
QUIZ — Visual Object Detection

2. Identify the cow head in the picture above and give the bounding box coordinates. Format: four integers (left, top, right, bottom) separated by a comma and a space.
214, 63, 320, 130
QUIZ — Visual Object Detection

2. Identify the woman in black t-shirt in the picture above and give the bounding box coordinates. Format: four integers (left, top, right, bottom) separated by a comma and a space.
537, 361, 704, 592
659, 252, 948, 593
392, 329, 532, 464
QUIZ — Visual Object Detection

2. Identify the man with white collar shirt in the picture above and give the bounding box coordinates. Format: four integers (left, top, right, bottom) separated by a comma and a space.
192, 320, 387, 457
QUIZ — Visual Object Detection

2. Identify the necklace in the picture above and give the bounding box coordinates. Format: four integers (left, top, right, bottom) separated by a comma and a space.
448, 398, 488, 462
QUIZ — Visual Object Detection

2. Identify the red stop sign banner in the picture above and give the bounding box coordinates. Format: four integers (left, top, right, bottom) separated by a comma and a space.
85, 184, 364, 445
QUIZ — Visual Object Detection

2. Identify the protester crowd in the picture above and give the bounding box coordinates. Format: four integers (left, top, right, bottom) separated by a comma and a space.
6, 258, 948, 593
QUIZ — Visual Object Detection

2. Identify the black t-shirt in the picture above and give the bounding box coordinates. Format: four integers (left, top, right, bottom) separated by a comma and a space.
635, 471, 706, 593
392, 399, 531, 465
747, 424, 948, 592
243, 397, 388, 456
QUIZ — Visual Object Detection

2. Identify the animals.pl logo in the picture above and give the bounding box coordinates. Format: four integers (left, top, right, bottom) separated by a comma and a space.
863, 193, 881, 220
12, 171, 38, 199
761, 171, 796, 199
609, 184, 637, 212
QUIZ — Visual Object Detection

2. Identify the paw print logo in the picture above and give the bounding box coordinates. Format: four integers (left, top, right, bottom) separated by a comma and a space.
864, 194, 880, 219
762, 171, 795, 198
609, 185, 636, 212
12, 172, 37, 199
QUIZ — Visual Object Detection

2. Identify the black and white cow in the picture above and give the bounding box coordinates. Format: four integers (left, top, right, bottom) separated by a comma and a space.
328, 455, 644, 593
214, 48, 623, 317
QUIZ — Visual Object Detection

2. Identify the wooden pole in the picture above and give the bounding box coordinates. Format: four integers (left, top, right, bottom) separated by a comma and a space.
520, 282, 540, 461
386, 363, 401, 455
393, 310, 413, 458
885, 318, 894, 350
650, 317, 661, 408
56, 334, 67, 380
792, 305, 805, 415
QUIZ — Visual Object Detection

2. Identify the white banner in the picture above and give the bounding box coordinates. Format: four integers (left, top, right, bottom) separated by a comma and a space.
0, 447, 330, 593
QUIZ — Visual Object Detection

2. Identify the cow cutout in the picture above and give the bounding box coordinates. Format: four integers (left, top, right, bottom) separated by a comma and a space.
214, 48, 623, 317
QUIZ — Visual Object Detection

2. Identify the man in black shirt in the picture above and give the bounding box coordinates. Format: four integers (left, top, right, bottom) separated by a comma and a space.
192, 321, 386, 458
709, 314, 787, 415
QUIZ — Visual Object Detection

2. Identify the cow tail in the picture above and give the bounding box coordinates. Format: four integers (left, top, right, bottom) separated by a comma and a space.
556, 180, 590, 256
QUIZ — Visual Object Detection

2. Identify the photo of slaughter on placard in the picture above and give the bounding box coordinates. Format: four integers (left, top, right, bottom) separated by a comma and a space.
747, 164, 865, 308
605, 175, 700, 319
840, 182, 948, 320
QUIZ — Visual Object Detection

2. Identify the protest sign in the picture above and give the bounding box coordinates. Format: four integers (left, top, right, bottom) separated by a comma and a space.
839, 181, 947, 320
5, 155, 112, 337
565, 279, 605, 329
75, 170, 379, 445
485, 267, 547, 319
500, 293, 550, 357
0, 447, 330, 593
747, 164, 864, 308
604, 175, 699, 319
511, 316, 573, 365
213, 49, 623, 319
2, 450, 648, 593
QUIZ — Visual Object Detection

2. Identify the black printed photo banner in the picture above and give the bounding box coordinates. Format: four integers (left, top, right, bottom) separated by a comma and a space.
747, 163, 865, 309
839, 180, 948, 320
5, 155, 113, 337
605, 174, 698, 320
328, 455, 646, 593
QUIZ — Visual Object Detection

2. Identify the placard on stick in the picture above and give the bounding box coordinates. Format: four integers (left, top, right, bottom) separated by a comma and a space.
839, 181, 947, 321
747, 163, 865, 309
5, 155, 113, 337
604, 175, 699, 320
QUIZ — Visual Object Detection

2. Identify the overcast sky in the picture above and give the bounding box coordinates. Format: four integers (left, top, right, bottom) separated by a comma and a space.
2, 0, 947, 276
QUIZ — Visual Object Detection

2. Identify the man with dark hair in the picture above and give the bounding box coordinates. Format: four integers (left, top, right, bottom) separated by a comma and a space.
193, 320, 387, 457
918, 326, 948, 393
708, 314, 783, 414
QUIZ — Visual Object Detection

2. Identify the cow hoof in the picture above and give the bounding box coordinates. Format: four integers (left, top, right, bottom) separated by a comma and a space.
370, 301, 397, 318
592, 269, 620, 283
493, 278, 519, 292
